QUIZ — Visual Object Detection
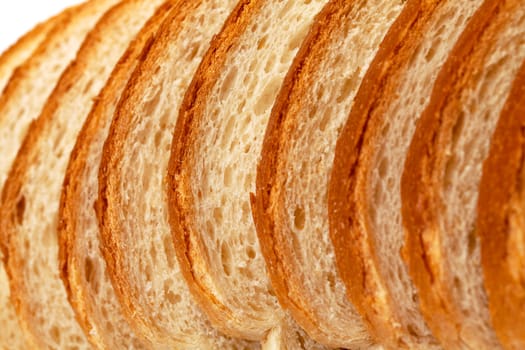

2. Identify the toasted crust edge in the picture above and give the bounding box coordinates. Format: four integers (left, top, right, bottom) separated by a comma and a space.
477, 59, 525, 349
400, 0, 507, 347
166, 0, 275, 340
57, 2, 177, 349
326, 1, 444, 347
251, 1, 372, 347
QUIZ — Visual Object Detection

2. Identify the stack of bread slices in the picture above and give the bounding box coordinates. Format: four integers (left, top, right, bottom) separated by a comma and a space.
0, 0, 524, 349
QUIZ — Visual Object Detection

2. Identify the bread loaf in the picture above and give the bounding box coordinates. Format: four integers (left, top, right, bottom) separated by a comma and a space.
401, 0, 525, 347
97, 1, 258, 348
58, 1, 176, 349
252, 0, 405, 347
0, 10, 66, 350
476, 59, 525, 350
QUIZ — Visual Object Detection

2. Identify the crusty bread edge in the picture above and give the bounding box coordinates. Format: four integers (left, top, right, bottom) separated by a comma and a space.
476, 59, 525, 349
0, 1, 128, 347
400, 0, 505, 347
251, 1, 372, 347
326, 1, 443, 347
58, 2, 177, 348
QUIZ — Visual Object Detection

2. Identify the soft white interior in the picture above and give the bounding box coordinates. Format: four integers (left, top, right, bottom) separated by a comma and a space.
7, 1, 150, 348
438, 5, 525, 347
366, 0, 482, 346
110, 1, 254, 348
0, 11, 51, 350
187, 0, 327, 336
0, 0, 119, 189
278, 0, 403, 347
65, 1, 167, 349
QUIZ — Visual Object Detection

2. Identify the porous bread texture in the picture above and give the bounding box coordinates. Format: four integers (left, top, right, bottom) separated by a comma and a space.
0, 12, 57, 93
401, 0, 525, 348
0, 11, 62, 350
253, 0, 403, 348
58, 1, 174, 349
0, 0, 119, 189
0, 0, 159, 348
477, 60, 525, 350
98, 1, 256, 348
329, 0, 483, 348
169, 0, 329, 342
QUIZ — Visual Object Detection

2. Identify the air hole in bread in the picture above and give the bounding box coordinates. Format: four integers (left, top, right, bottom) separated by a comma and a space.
15, 195, 26, 224
467, 228, 477, 256
265, 54, 277, 74
166, 290, 182, 305
293, 206, 306, 231
163, 234, 176, 269
221, 243, 232, 276
82, 79, 94, 95
337, 69, 361, 104
221, 117, 235, 147
185, 42, 200, 62
143, 87, 162, 116
378, 156, 388, 178
257, 35, 268, 50
84, 257, 99, 293
243, 173, 253, 192
451, 111, 465, 146
254, 78, 281, 115
246, 246, 256, 260
319, 107, 331, 132
223, 166, 233, 187
213, 207, 223, 225
150, 243, 157, 262
50, 325, 61, 344
444, 155, 458, 190
242, 201, 251, 218
220, 67, 238, 100
206, 220, 215, 241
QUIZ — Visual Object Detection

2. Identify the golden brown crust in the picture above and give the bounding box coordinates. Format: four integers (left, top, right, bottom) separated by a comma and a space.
400, 0, 511, 347
166, 0, 271, 339
0, 0, 125, 347
477, 60, 525, 349
97, 0, 255, 344
58, 1, 176, 349
252, 1, 372, 347
327, 1, 443, 347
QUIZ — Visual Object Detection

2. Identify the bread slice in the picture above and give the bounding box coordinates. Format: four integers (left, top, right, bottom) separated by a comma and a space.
328, 0, 488, 348
0, 0, 178, 348
167, 0, 332, 345
252, 0, 406, 347
0, 10, 66, 350
401, 0, 525, 347
477, 59, 525, 350
97, 1, 258, 348
58, 2, 178, 349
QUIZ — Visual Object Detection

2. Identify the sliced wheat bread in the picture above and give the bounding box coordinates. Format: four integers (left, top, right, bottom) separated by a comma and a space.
252, 0, 405, 347
167, 0, 333, 345
57, 2, 177, 349
477, 59, 525, 350
328, 0, 489, 348
0, 0, 179, 348
97, 1, 258, 348
0, 10, 66, 350
401, 0, 525, 347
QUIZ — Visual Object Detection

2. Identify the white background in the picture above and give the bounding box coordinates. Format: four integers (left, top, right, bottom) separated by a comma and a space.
0, 1, 84, 53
